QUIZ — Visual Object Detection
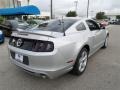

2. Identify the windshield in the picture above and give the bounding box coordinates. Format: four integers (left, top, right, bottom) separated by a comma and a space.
32, 19, 78, 32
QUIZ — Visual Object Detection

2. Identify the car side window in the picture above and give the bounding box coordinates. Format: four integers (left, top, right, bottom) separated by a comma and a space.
76, 22, 86, 31
86, 20, 100, 31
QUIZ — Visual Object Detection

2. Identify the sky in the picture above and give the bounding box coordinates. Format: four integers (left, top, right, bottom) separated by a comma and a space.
24, 0, 120, 17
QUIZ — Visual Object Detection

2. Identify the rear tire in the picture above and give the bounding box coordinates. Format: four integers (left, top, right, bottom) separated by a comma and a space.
72, 48, 88, 75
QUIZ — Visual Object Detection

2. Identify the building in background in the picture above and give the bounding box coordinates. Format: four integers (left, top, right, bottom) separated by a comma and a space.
106, 13, 120, 20
28, 12, 50, 20
0, 0, 9, 8
0, 0, 18, 8
0, 0, 28, 8
21, 0, 28, 6
0, 1, 5, 8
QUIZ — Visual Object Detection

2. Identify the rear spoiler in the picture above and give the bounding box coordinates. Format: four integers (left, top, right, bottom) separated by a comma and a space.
13, 31, 55, 38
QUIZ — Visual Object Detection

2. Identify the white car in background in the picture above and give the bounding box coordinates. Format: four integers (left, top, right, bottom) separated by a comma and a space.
8, 18, 109, 79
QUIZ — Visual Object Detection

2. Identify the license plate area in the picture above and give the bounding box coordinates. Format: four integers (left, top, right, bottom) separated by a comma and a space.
15, 53, 23, 63
10, 51, 29, 65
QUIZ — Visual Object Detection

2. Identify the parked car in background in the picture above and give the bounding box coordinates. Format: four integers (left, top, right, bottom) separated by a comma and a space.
0, 20, 30, 37
19, 20, 46, 32
17, 20, 30, 30
114, 19, 120, 25
109, 20, 116, 24
8, 18, 109, 79
0, 30, 4, 43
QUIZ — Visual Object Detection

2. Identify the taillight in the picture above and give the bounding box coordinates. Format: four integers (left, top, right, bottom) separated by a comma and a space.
9, 37, 54, 52
32, 41, 54, 52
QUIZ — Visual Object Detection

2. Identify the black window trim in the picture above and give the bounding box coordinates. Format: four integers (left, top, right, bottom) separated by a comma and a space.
86, 19, 100, 31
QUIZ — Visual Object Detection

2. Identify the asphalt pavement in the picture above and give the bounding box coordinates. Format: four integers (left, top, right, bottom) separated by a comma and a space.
0, 25, 120, 90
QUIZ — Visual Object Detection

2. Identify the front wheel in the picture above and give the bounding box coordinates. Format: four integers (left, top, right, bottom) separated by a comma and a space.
72, 48, 88, 75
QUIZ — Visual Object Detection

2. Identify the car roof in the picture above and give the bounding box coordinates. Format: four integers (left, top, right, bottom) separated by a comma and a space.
55, 17, 94, 22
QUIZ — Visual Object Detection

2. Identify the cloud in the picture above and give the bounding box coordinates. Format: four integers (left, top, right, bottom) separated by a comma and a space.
27, 0, 120, 16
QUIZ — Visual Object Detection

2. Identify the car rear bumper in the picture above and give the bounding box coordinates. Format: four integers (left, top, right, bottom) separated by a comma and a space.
10, 59, 72, 79
8, 45, 73, 79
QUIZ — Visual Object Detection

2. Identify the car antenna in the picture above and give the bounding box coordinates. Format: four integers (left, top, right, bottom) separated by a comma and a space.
62, 16, 66, 36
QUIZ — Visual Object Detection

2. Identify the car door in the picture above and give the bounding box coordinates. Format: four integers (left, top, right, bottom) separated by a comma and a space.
86, 20, 105, 51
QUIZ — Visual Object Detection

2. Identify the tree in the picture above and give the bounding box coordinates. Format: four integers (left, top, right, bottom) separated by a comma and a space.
96, 12, 107, 20
116, 15, 120, 19
66, 11, 77, 17
0, 16, 4, 24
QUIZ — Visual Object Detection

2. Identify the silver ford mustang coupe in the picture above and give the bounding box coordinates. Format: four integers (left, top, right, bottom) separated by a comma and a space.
8, 18, 109, 79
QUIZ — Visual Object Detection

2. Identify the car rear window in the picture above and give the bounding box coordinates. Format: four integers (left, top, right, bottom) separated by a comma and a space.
33, 19, 78, 32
